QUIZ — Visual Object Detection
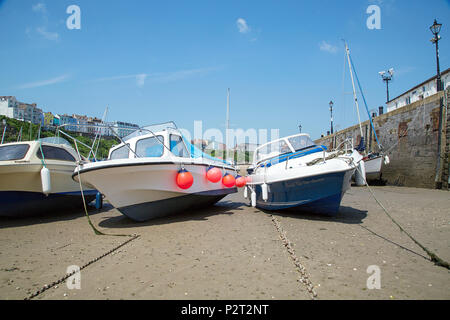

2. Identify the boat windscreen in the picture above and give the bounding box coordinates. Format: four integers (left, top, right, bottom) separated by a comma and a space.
181, 135, 232, 165
255, 139, 292, 163
39, 137, 72, 147
287, 135, 316, 151
123, 122, 177, 141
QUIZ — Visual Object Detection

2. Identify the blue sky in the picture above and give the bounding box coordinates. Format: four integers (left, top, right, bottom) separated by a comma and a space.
0, 0, 449, 141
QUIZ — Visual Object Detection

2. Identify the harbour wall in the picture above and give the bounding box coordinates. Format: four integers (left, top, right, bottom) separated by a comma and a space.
315, 89, 449, 189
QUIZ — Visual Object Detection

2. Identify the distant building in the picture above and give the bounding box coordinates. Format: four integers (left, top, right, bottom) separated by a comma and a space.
111, 121, 139, 138
43, 112, 54, 127
387, 68, 450, 112
57, 114, 77, 132
0, 97, 42, 124
0, 96, 20, 118
17, 103, 43, 125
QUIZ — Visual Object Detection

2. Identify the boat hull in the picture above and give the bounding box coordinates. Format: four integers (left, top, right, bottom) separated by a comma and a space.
0, 162, 96, 217
74, 161, 237, 222
364, 155, 383, 180
254, 169, 354, 215
0, 190, 97, 217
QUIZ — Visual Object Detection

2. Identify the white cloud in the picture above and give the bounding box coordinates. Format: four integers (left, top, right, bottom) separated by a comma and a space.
236, 18, 250, 34
91, 67, 221, 87
18, 74, 69, 89
136, 74, 147, 88
36, 26, 59, 41
319, 41, 338, 54
32, 3, 47, 14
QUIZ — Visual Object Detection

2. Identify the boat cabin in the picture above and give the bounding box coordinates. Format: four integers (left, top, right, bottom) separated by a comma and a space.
108, 126, 190, 160
0, 138, 79, 164
253, 133, 324, 165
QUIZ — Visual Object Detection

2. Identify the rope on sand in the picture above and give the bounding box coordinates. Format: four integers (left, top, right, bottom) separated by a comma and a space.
355, 163, 450, 270
270, 215, 318, 299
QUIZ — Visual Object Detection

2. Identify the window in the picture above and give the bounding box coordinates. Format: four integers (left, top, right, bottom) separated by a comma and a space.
0, 144, 30, 161
288, 135, 315, 152
135, 136, 164, 158
170, 135, 189, 157
109, 144, 130, 160
256, 139, 291, 163
37, 146, 76, 162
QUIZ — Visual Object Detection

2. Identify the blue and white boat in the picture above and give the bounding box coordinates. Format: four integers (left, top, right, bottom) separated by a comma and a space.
244, 133, 362, 215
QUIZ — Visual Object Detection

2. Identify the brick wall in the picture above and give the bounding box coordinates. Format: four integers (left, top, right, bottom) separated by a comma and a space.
315, 89, 449, 189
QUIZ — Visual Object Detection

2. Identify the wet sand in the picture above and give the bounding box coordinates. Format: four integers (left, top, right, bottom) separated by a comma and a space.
0, 186, 449, 300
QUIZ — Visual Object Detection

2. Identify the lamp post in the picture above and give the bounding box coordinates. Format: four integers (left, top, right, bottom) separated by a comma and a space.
329, 101, 334, 135
430, 19, 443, 189
430, 19, 442, 91
298, 124, 302, 133
1, 119, 7, 144
379, 69, 394, 103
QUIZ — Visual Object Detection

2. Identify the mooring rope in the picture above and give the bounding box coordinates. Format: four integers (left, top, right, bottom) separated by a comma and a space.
354, 162, 450, 270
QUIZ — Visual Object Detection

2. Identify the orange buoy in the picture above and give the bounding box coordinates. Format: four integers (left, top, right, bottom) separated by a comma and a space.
222, 173, 236, 188
235, 175, 246, 188
176, 169, 194, 189
206, 166, 222, 183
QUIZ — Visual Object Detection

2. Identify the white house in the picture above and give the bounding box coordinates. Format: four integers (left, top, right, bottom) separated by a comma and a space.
387, 68, 450, 112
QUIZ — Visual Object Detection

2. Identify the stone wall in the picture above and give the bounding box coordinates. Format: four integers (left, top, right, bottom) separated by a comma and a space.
315, 89, 449, 189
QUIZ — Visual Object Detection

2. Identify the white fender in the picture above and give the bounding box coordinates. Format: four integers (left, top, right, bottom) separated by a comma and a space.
262, 183, 268, 202
243, 186, 248, 199
41, 167, 51, 195
251, 190, 256, 207
384, 155, 390, 165
355, 160, 366, 186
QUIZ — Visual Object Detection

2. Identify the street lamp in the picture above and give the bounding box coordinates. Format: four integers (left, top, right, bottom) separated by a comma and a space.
1, 119, 7, 144
430, 19, 442, 91
379, 68, 394, 103
298, 124, 302, 133
329, 101, 334, 135
430, 19, 444, 189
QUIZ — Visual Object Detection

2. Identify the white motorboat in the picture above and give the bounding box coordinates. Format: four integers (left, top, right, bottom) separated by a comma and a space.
0, 137, 97, 217
73, 122, 238, 222
244, 133, 362, 215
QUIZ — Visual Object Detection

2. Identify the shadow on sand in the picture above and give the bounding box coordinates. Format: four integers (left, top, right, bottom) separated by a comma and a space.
258, 205, 368, 225
97, 200, 245, 229
0, 203, 101, 229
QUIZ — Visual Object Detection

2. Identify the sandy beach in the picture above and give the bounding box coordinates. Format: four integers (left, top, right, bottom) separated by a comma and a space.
0, 186, 449, 300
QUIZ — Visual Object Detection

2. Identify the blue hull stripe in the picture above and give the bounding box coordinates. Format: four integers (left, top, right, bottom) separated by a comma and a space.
255, 170, 350, 215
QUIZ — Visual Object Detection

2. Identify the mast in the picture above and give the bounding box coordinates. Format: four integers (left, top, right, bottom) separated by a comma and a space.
345, 42, 364, 146
226, 88, 230, 133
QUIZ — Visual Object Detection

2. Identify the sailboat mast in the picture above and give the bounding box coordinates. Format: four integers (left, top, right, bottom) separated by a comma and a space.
345, 42, 364, 142
226, 88, 230, 133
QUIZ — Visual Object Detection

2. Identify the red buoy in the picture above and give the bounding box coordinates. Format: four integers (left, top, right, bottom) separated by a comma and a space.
206, 166, 222, 183
235, 175, 246, 188
222, 173, 236, 188
245, 176, 252, 184
176, 169, 194, 189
